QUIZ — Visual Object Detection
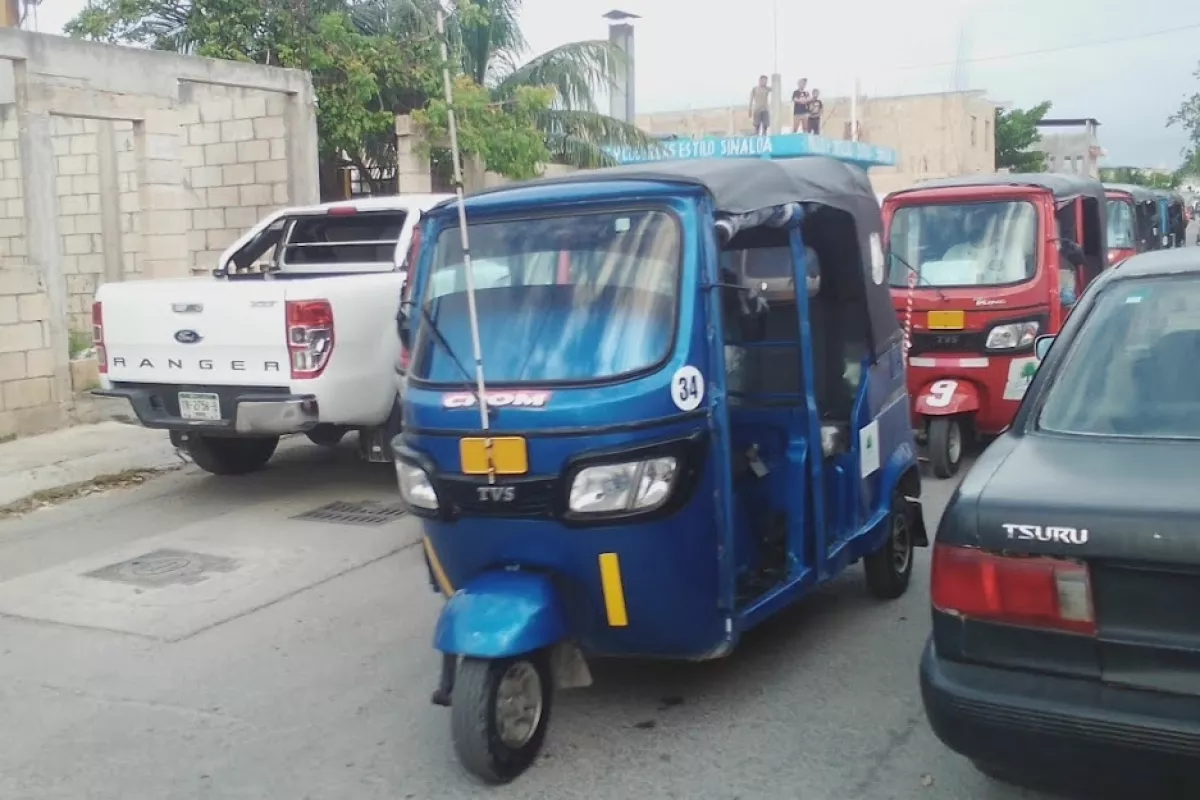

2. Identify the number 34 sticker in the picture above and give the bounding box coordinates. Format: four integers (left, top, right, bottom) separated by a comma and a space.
672, 365, 705, 411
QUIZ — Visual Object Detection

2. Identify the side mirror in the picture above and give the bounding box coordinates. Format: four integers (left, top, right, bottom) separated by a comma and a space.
1034, 334, 1055, 361
1059, 240, 1086, 268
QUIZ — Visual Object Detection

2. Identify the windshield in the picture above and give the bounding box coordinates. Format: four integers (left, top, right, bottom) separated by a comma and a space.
888, 200, 1038, 288
411, 208, 680, 384
1039, 277, 1200, 438
1106, 198, 1135, 248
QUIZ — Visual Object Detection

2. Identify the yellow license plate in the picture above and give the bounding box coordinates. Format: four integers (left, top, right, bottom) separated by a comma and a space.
927, 310, 965, 330
459, 437, 528, 475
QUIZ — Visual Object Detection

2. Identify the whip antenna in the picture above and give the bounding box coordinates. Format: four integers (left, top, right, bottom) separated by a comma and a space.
436, 6, 495, 483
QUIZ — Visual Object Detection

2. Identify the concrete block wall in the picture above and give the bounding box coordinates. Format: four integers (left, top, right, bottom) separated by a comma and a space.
180, 84, 293, 273
0, 29, 319, 439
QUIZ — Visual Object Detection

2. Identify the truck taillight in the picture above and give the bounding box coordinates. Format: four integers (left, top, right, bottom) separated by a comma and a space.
398, 224, 422, 372
930, 543, 1096, 636
92, 301, 107, 374
286, 299, 334, 379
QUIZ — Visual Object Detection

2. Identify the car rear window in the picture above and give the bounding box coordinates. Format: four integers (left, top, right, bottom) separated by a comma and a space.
1038, 275, 1200, 438
281, 210, 408, 266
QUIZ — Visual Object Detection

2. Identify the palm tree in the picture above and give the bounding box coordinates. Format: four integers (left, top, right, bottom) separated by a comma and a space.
440, 0, 651, 168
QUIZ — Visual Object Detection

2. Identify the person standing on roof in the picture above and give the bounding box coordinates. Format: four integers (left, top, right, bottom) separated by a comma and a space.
791, 78, 811, 133
807, 89, 824, 136
749, 75, 771, 136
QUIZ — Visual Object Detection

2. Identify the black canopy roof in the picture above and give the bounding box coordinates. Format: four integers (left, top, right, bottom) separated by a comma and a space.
457, 156, 899, 357
1103, 183, 1156, 204
890, 172, 1108, 207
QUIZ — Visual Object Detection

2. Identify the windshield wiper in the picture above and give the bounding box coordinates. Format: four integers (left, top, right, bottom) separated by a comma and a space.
889, 251, 949, 303
405, 300, 486, 407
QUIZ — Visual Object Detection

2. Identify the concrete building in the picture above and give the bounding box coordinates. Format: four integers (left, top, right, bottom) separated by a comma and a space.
0, 30, 319, 439
1033, 118, 1103, 179
635, 90, 997, 194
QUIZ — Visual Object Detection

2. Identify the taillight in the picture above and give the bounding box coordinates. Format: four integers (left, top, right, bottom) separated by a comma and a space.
286, 299, 335, 379
398, 224, 422, 372
92, 301, 107, 374
931, 543, 1096, 636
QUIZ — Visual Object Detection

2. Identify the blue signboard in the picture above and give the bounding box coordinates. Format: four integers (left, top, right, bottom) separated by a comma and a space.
605, 133, 897, 169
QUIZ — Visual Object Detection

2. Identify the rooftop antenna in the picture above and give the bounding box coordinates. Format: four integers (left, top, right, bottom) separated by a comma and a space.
436, 5, 495, 483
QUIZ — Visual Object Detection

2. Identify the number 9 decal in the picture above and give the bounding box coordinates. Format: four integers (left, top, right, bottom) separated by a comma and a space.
671, 365, 705, 412
924, 379, 958, 408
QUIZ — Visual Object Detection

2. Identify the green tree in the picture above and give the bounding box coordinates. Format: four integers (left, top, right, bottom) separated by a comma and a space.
442, 0, 650, 169
1098, 167, 1179, 189
1168, 61, 1200, 179
994, 101, 1051, 173
415, 76, 553, 180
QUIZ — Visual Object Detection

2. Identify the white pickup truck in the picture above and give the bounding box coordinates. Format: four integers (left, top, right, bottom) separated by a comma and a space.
93, 193, 452, 475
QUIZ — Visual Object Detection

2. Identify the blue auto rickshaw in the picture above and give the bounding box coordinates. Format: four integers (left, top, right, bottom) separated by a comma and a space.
392, 157, 928, 783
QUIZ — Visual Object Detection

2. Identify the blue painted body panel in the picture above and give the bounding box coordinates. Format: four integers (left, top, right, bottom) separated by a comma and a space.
433, 571, 567, 657
402, 178, 921, 661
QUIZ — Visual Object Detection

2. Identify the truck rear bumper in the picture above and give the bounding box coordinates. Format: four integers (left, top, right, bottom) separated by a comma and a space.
94, 384, 319, 435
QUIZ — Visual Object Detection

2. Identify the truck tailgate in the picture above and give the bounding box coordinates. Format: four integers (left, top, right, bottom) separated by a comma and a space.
98, 278, 291, 386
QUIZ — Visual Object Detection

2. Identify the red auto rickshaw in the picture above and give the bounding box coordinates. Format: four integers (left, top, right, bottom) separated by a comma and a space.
1103, 183, 1157, 265
882, 174, 1108, 477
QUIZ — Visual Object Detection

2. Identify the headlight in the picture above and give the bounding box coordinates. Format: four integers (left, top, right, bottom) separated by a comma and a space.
396, 461, 438, 510
985, 320, 1040, 350
569, 457, 678, 515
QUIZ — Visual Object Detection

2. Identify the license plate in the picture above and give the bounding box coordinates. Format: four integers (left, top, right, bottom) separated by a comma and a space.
178, 391, 221, 421
460, 437, 528, 475
927, 310, 965, 330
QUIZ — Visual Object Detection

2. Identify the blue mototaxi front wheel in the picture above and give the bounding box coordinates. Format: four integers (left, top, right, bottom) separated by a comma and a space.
451, 654, 554, 784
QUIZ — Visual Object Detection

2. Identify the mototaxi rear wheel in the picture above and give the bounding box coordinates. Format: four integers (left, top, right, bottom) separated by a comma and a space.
451, 655, 553, 784
864, 487, 916, 600
927, 417, 964, 479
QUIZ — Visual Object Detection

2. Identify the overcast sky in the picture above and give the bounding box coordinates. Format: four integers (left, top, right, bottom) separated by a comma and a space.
32, 0, 1200, 168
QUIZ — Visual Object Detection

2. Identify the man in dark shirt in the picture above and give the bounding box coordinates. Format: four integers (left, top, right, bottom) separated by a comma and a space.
791, 78, 810, 133
807, 89, 824, 136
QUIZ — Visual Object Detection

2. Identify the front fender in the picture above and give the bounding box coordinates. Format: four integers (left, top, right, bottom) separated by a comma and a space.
433, 570, 567, 658
913, 378, 981, 416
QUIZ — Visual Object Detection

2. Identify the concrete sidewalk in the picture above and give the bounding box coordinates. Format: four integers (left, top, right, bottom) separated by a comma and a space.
0, 421, 184, 508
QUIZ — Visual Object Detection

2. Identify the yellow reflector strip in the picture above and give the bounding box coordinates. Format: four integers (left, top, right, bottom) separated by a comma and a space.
927, 309, 965, 330
423, 536, 454, 596
598, 552, 629, 627
459, 437, 528, 475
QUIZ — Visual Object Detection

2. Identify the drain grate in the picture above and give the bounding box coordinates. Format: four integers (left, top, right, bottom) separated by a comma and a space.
292, 500, 408, 527
84, 548, 239, 588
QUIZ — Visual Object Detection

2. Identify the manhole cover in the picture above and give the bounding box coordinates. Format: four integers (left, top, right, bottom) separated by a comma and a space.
83, 548, 238, 588
292, 500, 407, 527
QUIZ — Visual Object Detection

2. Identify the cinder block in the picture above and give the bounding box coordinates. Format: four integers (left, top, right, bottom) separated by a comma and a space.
3, 376, 52, 410
17, 292, 48, 322
233, 96, 268, 120
253, 117, 287, 140
239, 184, 270, 206
220, 119, 254, 143
225, 206, 258, 229
0, 295, 16, 324
25, 347, 55, 378
204, 142, 238, 166
237, 139, 270, 162
192, 208, 225, 230
207, 186, 239, 207
199, 98, 233, 123
0, 351, 24, 381
255, 160, 288, 184
0, 321, 43, 353
222, 164, 256, 186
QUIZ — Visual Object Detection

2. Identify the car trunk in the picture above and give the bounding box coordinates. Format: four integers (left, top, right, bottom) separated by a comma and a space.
973, 436, 1200, 697
99, 278, 290, 386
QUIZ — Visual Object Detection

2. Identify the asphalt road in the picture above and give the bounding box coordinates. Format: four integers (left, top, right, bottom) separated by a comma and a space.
0, 441, 1049, 800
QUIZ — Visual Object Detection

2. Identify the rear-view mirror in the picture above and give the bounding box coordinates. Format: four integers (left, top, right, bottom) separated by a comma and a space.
1034, 335, 1055, 361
